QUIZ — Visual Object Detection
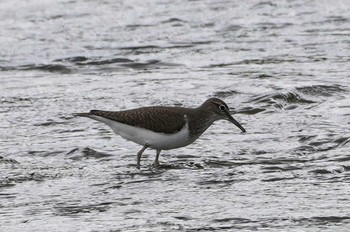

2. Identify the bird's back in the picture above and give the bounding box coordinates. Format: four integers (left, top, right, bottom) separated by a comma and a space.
89, 106, 190, 134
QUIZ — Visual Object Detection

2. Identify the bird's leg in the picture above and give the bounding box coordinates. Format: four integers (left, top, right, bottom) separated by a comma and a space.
136, 144, 149, 169
153, 150, 161, 167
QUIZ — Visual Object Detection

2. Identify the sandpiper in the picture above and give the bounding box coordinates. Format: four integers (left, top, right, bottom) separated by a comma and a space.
74, 98, 245, 169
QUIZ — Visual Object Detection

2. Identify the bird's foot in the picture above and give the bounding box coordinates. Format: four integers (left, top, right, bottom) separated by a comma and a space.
152, 161, 160, 167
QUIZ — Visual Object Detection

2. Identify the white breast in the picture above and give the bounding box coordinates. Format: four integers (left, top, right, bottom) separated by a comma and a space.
88, 115, 194, 150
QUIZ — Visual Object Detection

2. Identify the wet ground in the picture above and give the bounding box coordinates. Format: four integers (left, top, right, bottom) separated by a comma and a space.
1, 0, 350, 231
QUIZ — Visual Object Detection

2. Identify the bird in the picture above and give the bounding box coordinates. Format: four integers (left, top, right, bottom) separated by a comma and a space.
74, 98, 246, 169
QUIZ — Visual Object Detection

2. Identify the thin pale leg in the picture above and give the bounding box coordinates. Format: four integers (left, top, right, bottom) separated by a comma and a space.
153, 149, 161, 167
136, 144, 149, 169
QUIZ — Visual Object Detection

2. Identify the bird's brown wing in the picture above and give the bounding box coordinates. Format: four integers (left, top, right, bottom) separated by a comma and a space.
89, 106, 189, 134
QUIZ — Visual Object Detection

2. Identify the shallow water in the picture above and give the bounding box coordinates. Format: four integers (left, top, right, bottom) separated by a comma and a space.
1, 0, 350, 231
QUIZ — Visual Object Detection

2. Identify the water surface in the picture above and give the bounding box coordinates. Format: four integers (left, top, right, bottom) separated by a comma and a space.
1, 0, 350, 231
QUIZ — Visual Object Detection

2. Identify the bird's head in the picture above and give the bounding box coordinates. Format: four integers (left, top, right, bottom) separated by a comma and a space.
202, 98, 246, 132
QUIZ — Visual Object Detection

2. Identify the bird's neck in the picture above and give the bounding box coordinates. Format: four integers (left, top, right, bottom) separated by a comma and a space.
188, 106, 217, 139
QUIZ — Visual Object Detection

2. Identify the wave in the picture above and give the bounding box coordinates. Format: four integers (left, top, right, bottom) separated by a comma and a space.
0, 56, 182, 74
243, 84, 348, 114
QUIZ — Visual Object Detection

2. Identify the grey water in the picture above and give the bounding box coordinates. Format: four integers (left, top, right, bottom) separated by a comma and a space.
1, 0, 350, 231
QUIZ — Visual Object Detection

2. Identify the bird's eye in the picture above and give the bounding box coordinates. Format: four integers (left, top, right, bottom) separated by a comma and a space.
219, 105, 226, 111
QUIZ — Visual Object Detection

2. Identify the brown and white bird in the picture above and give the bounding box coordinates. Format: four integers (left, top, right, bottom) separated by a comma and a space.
74, 98, 246, 169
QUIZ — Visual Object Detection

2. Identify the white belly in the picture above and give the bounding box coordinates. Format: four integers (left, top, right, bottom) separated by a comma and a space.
89, 115, 194, 150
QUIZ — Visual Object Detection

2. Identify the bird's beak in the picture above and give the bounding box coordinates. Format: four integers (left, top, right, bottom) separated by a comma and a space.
225, 111, 246, 132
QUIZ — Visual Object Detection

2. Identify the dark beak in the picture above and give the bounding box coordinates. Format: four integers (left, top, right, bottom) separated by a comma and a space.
225, 111, 246, 132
